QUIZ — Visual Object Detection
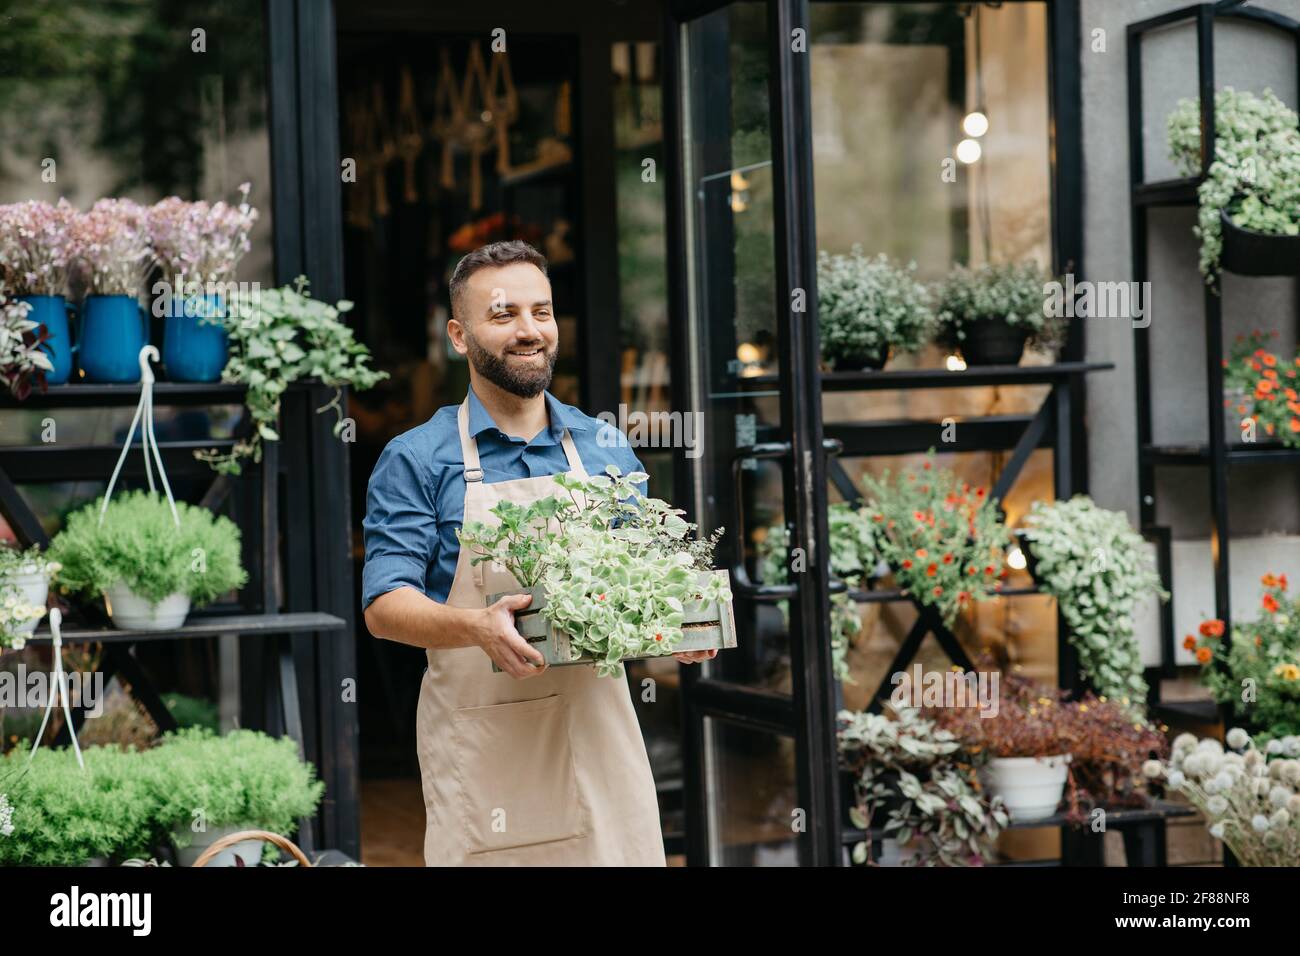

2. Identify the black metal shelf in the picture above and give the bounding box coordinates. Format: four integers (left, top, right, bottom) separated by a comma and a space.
739, 361, 1113, 393
22, 611, 346, 646
1132, 177, 1199, 207
0, 379, 331, 409
1142, 441, 1300, 465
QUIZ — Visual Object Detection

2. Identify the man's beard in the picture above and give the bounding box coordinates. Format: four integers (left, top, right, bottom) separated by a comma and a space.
464, 328, 558, 398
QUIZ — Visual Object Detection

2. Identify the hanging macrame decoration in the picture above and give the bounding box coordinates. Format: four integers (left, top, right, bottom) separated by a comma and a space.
369, 79, 396, 219
484, 45, 519, 176
396, 65, 425, 204
431, 46, 468, 192
344, 89, 375, 229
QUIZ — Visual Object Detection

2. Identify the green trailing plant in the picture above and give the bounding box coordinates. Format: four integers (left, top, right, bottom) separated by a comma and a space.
0, 744, 157, 865
1189, 574, 1300, 745
46, 490, 247, 607
859, 452, 1014, 624
144, 727, 325, 850
817, 247, 933, 368
1023, 495, 1167, 714
0, 543, 60, 579
756, 503, 880, 683
933, 261, 1061, 353
196, 277, 388, 476
837, 705, 1008, 867
1167, 87, 1300, 283
457, 466, 731, 677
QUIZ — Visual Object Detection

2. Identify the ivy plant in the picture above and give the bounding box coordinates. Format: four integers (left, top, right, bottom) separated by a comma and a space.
1022, 495, 1167, 714
1167, 87, 1300, 282
196, 277, 388, 476
47, 490, 248, 607
457, 467, 730, 677
817, 248, 933, 367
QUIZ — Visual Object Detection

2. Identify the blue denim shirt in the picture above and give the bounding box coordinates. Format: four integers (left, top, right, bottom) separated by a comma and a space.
361, 387, 646, 610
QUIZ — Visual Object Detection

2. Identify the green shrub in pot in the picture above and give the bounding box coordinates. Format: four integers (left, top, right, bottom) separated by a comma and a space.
46, 490, 247, 626
1022, 495, 1168, 716
1167, 87, 1300, 282
817, 248, 933, 370
933, 261, 1061, 365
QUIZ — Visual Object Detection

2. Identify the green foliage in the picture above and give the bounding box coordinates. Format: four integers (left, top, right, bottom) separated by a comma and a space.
458, 466, 731, 677
933, 261, 1059, 349
1167, 88, 1300, 282
162, 693, 219, 732
144, 727, 325, 847
0, 543, 59, 578
0, 744, 156, 865
817, 248, 933, 366
196, 277, 388, 476
860, 452, 1013, 625
47, 490, 247, 607
1024, 496, 1167, 714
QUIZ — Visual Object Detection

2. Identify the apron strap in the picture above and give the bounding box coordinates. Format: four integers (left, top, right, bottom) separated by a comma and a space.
559, 427, 584, 474
457, 400, 483, 482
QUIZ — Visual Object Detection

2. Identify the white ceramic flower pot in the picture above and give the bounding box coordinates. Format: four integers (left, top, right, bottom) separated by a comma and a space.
877, 837, 920, 867
5, 568, 48, 634
173, 822, 264, 867
105, 582, 190, 630
984, 754, 1071, 822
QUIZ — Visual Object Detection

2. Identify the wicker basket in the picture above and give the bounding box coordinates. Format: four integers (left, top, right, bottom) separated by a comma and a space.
192, 829, 312, 867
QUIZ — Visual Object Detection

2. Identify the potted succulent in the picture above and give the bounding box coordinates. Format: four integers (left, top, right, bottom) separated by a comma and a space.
817, 247, 933, 371
859, 451, 1014, 625
46, 490, 247, 630
1150, 728, 1300, 866
1188, 574, 1300, 745
458, 467, 734, 677
147, 184, 259, 383
0, 292, 54, 399
194, 278, 387, 476
144, 727, 325, 867
1223, 330, 1300, 447
0, 544, 59, 640
0, 199, 76, 384
757, 502, 881, 683
1022, 495, 1168, 715
837, 705, 1008, 866
0, 744, 156, 866
933, 261, 1059, 366
67, 198, 154, 383
1167, 88, 1300, 282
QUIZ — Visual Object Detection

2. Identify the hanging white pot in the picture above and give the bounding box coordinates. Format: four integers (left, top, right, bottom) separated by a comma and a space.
983, 754, 1071, 822
173, 823, 264, 867
5, 565, 48, 634
105, 581, 190, 631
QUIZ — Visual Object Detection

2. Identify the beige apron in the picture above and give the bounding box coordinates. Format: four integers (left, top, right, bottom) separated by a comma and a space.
415, 398, 667, 866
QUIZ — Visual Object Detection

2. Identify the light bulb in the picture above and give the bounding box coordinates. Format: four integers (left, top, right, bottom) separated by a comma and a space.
962, 111, 989, 138
956, 138, 982, 164
736, 342, 760, 364
946, 353, 967, 371
1007, 546, 1027, 571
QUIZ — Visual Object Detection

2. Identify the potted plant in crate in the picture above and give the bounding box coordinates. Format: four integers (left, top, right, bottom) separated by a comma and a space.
47, 490, 247, 630
0, 544, 58, 643
147, 184, 259, 383
194, 277, 387, 476
1150, 728, 1300, 866
144, 727, 325, 867
1023, 495, 1168, 715
817, 247, 933, 371
67, 198, 154, 383
837, 705, 1008, 866
859, 451, 1014, 625
1189, 574, 1300, 745
0, 744, 156, 866
458, 466, 734, 677
1167, 87, 1300, 282
933, 261, 1059, 366
0, 199, 76, 384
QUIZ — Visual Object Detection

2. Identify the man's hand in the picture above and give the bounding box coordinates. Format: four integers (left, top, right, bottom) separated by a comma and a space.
472, 593, 549, 679
673, 649, 718, 665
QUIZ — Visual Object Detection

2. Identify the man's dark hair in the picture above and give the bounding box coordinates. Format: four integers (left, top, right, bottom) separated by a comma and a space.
448, 240, 548, 322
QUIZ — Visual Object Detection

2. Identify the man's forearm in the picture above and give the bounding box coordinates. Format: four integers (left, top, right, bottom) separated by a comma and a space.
364, 586, 481, 651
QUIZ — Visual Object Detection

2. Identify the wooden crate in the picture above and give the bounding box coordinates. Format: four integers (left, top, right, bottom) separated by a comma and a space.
487, 570, 737, 672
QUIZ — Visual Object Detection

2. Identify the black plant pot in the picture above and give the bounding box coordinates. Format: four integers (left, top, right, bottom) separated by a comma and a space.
960, 316, 1029, 366
1220, 208, 1300, 277
832, 348, 889, 372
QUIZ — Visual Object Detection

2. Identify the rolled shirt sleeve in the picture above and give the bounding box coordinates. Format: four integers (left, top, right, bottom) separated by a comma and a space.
362, 438, 439, 611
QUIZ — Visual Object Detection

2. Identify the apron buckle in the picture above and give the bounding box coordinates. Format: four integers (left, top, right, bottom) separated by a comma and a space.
464, 467, 484, 482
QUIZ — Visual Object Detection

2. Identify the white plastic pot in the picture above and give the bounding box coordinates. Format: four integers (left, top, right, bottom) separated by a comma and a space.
5, 567, 48, 634
173, 823, 264, 867
105, 582, 190, 630
983, 754, 1071, 822
877, 837, 920, 867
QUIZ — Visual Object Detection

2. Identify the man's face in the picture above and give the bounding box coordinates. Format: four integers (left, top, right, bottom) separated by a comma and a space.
450, 262, 559, 398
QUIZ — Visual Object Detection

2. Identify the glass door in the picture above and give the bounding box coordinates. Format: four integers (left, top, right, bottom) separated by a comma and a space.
665, 0, 841, 866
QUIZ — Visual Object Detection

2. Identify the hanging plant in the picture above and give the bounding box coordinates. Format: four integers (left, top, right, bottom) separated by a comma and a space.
1167, 87, 1300, 282
195, 277, 388, 476
1023, 495, 1167, 715
817, 248, 933, 370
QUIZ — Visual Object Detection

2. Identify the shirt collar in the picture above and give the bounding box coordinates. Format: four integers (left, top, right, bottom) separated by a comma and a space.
466, 386, 590, 444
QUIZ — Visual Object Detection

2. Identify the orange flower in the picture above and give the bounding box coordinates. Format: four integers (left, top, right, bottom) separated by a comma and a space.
966, 566, 977, 576
1196, 646, 1213, 664
1265, 369, 1279, 380
916, 548, 928, 559
1286, 388, 1297, 401
984, 565, 995, 575
1183, 635, 1197, 651
1266, 422, 1276, 435
1263, 593, 1280, 613
933, 586, 943, 597
1281, 574, 1290, 590
1200, 619, 1225, 639
926, 563, 938, 577
1262, 573, 1279, 588
654, 633, 663, 642
1291, 418, 1300, 433
1264, 353, 1277, 367
942, 553, 954, 564
902, 559, 913, 570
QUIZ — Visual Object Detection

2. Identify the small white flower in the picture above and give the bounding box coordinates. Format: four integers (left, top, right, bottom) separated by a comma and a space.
1270, 786, 1291, 809
1142, 760, 1163, 779
1213, 771, 1235, 792
1209, 821, 1226, 839
1267, 739, 1284, 755
1271, 809, 1291, 828
1167, 770, 1186, 789
1252, 813, 1271, 832
1173, 732, 1198, 753
1206, 795, 1229, 816
1226, 727, 1251, 750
